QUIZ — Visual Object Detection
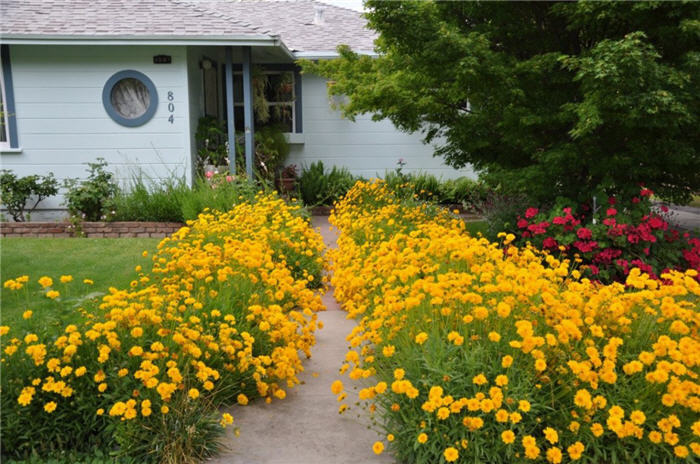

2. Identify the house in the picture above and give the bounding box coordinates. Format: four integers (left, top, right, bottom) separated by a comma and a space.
0, 0, 473, 218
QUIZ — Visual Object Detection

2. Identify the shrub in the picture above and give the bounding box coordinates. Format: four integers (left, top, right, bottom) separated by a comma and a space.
63, 159, 119, 221
179, 174, 261, 221
298, 161, 357, 206
1, 193, 325, 462
328, 180, 700, 464
0, 171, 59, 222
383, 170, 489, 211
512, 189, 700, 283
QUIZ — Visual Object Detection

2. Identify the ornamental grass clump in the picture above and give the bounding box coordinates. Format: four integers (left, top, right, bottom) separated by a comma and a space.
1, 193, 325, 462
329, 180, 699, 463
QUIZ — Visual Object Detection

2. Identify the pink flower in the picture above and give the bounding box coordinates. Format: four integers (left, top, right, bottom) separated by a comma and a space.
525, 208, 539, 219
576, 227, 593, 240
205, 171, 214, 179
606, 208, 617, 216
226, 175, 233, 182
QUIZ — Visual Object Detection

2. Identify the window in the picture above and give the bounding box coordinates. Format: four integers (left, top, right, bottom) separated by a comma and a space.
102, 70, 158, 127
1, 44, 18, 149
232, 70, 297, 133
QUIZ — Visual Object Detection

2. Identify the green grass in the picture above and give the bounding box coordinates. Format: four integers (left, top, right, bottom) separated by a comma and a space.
1, 238, 160, 327
464, 220, 488, 237
689, 195, 700, 208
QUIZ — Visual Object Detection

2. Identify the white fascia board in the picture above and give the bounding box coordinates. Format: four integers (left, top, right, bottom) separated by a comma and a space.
293, 49, 378, 59
0, 35, 279, 47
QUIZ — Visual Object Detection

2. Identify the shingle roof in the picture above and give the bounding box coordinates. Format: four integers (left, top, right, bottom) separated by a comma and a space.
0, 0, 376, 53
0, 0, 272, 38
196, 0, 377, 52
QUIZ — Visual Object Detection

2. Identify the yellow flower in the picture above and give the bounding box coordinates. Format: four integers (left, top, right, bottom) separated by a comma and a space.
630, 410, 646, 425
567, 442, 584, 460
387, 434, 394, 442
591, 423, 604, 437
45, 290, 60, 299
220, 412, 234, 427
502, 355, 513, 368
59, 275, 73, 283
546, 447, 563, 464
535, 359, 547, 371
382, 345, 395, 357
38, 276, 53, 288
519, 400, 531, 412
417, 433, 428, 444
237, 393, 249, 405
414, 332, 428, 345
188, 388, 200, 399
331, 380, 344, 395
472, 373, 488, 386
372, 441, 384, 455
674, 446, 689, 458
543, 427, 558, 444
44, 401, 57, 413
499, 430, 515, 445
96, 408, 104, 415
83, 278, 94, 285
161, 405, 170, 414
22, 310, 33, 319
443, 447, 459, 462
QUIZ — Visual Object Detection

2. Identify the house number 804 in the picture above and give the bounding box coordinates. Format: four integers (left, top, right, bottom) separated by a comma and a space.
167, 91, 175, 123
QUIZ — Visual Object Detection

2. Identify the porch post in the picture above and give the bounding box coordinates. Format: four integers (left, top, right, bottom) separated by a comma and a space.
242, 46, 254, 179
224, 47, 236, 174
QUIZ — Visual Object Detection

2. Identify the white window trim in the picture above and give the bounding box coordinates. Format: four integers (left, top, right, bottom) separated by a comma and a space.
0, 64, 11, 150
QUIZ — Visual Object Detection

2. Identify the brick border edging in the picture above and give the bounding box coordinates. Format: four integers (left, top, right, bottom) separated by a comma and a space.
0, 221, 185, 238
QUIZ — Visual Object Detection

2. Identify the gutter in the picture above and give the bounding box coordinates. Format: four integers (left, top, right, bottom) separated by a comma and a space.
0, 34, 279, 47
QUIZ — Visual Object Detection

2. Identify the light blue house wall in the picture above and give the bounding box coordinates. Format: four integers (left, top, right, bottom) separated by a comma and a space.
1, 45, 192, 217
286, 74, 473, 180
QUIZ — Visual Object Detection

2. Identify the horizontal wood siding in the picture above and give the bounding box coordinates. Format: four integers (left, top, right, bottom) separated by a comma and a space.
2, 45, 192, 210
287, 75, 475, 180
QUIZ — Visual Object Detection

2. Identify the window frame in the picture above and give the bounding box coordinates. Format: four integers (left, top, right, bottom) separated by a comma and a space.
224, 64, 303, 134
102, 70, 159, 127
1, 44, 19, 150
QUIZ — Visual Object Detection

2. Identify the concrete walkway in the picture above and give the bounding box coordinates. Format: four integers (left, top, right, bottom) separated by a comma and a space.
208, 216, 393, 464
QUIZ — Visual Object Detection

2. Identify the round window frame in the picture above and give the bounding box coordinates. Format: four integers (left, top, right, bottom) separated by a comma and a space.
102, 70, 158, 127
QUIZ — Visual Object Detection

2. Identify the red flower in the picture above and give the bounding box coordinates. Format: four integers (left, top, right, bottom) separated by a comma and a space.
543, 237, 558, 249
525, 207, 539, 219
606, 208, 617, 216
577, 227, 593, 240
640, 188, 653, 197
660, 205, 669, 213
632, 197, 640, 204
517, 218, 528, 228
608, 197, 616, 205
552, 216, 567, 225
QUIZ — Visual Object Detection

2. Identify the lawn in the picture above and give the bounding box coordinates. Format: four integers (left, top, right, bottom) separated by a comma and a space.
464, 219, 487, 236
1, 237, 160, 327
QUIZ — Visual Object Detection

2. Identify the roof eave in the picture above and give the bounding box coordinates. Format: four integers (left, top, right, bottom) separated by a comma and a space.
0, 34, 280, 47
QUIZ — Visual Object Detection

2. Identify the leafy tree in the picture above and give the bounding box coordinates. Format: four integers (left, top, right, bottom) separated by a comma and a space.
301, 1, 700, 205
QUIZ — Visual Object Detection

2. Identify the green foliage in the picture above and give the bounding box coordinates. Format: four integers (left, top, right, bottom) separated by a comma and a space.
63, 159, 119, 221
383, 170, 489, 209
298, 161, 357, 206
110, 174, 187, 223
254, 125, 290, 183
179, 175, 261, 221
195, 116, 229, 170
0, 171, 59, 222
301, 1, 700, 205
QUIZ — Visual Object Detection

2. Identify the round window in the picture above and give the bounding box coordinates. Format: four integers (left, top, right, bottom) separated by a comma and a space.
103, 70, 158, 127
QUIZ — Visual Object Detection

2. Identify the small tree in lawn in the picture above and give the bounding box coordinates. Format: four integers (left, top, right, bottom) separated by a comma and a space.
301, 1, 700, 206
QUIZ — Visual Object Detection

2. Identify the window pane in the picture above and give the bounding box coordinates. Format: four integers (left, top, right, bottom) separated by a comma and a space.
110, 78, 150, 119
267, 104, 293, 132
266, 72, 294, 102
233, 77, 243, 103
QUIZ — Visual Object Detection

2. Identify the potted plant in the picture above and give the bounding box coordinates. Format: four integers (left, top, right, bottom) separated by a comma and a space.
278, 164, 298, 194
